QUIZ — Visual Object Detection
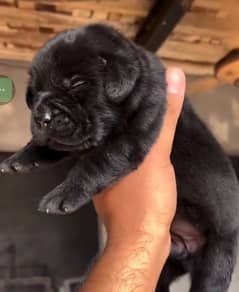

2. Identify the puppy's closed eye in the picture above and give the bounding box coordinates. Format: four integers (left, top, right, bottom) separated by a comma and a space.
71, 75, 88, 89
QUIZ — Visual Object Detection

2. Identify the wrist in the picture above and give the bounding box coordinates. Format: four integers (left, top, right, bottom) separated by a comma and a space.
82, 223, 171, 292
103, 229, 171, 291
106, 226, 171, 262
108, 231, 171, 250
106, 215, 172, 247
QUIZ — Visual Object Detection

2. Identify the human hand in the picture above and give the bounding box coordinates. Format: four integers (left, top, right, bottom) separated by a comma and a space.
93, 68, 186, 245
82, 68, 185, 292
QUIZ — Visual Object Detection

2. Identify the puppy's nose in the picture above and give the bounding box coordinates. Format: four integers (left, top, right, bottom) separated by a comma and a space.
42, 112, 52, 127
35, 111, 52, 128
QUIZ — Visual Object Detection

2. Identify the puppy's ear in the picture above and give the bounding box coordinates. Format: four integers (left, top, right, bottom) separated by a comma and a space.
101, 54, 140, 102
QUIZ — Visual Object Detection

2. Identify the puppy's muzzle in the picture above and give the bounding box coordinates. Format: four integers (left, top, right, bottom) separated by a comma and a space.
34, 103, 74, 135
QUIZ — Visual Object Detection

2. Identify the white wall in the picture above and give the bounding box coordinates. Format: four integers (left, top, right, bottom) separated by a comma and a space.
0, 61, 30, 151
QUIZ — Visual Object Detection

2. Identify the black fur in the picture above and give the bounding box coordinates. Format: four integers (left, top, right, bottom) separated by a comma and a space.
0, 24, 238, 291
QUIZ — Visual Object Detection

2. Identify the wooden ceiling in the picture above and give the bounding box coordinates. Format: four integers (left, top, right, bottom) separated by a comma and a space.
0, 0, 238, 76
160, 0, 239, 75
0, 0, 153, 60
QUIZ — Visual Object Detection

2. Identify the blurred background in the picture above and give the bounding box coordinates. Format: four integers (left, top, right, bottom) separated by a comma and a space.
0, 0, 238, 291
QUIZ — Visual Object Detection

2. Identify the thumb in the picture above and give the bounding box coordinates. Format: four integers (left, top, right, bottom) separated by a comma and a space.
157, 68, 186, 158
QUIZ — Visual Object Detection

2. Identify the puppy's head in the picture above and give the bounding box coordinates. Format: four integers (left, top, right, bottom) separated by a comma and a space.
27, 24, 140, 152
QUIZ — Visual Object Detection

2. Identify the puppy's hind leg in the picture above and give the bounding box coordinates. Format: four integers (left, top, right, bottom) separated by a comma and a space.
156, 259, 186, 292
189, 232, 238, 292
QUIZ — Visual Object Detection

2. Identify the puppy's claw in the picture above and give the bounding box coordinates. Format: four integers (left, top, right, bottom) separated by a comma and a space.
61, 195, 91, 213
34, 162, 40, 167
11, 162, 23, 172
0, 159, 40, 174
62, 206, 69, 213
0, 163, 12, 174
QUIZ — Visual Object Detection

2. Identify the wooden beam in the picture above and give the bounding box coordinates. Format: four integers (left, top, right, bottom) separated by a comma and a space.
161, 58, 215, 76
18, 0, 152, 17
0, 44, 34, 62
0, 5, 138, 37
192, 0, 221, 11
173, 24, 229, 40
186, 77, 220, 95
216, 50, 239, 85
0, 0, 15, 6
180, 10, 238, 33
135, 0, 195, 52
0, 30, 52, 49
160, 38, 227, 63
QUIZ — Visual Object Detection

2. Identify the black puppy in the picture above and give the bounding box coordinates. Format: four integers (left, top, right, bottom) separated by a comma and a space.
0, 24, 239, 292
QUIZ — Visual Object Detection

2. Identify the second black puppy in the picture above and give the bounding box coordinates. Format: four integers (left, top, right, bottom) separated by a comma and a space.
0, 24, 239, 292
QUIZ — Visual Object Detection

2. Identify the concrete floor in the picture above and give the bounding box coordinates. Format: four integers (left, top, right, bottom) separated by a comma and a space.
0, 61, 239, 291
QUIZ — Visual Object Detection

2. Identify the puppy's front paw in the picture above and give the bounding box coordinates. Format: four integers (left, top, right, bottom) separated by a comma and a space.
38, 184, 91, 215
0, 157, 39, 174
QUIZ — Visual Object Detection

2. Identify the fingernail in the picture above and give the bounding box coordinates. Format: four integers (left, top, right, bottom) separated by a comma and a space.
166, 68, 186, 96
